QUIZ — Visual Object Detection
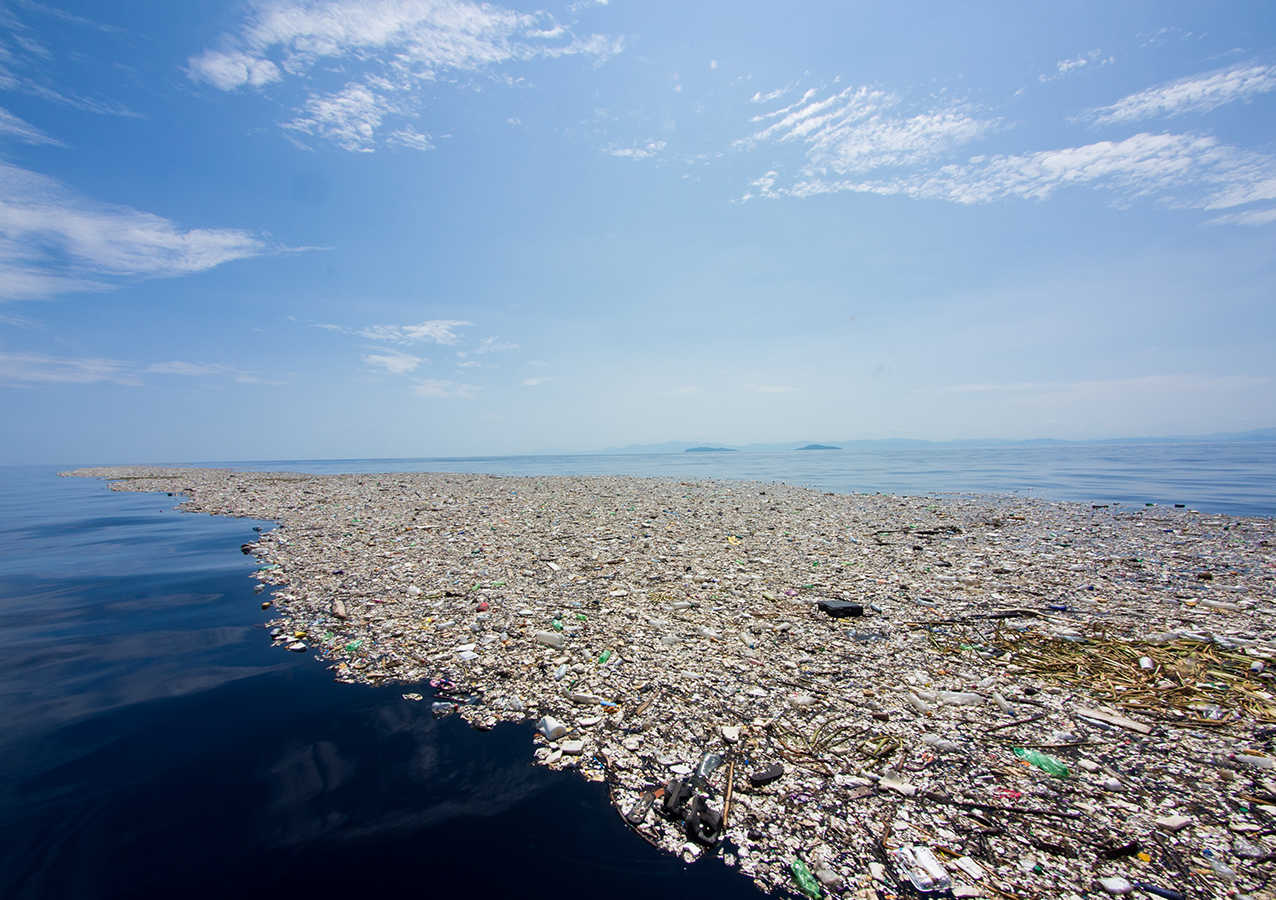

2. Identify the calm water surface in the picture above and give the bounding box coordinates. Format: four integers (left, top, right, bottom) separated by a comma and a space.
216, 439, 1276, 517
2, 441, 1273, 898
0, 467, 757, 899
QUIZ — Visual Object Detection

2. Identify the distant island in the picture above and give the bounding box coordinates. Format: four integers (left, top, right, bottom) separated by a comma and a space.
685, 446, 736, 453
796, 443, 840, 450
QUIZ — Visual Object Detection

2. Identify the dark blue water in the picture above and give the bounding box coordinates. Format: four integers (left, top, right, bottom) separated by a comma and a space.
208, 439, 1276, 517
0, 468, 759, 899
2, 441, 1273, 898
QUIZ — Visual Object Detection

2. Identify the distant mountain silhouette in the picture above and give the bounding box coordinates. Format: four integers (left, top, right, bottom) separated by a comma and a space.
796, 443, 840, 450
685, 446, 736, 452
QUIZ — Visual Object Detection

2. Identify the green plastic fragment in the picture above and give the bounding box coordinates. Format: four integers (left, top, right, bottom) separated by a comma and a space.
790, 859, 822, 899
345, 639, 363, 652
575, 613, 587, 621
597, 649, 611, 664
551, 619, 563, 632
1013, 747, 1070, 778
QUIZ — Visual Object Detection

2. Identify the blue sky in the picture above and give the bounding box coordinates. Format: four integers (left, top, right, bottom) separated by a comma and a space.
1, 0, 1274, 463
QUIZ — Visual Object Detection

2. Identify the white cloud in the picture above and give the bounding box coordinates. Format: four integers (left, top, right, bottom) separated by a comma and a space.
363, 350, 425, 374
457, 359, 481, 368
0, 354, 280, 387
189, 0, 621, 151
0, 106, 62, 145
146, 361, 234, 376
0, 161, 267, 300
1088, 63, 1276, 125
606, 139, 667, 159
739, 84, 995, 177
357, 320, 472, 344
414, 378, 476, 398
1039, 49, 1113, 83
146, 360, 282, 384
750, 84, 794, 104
476, 336, 518, 354
284, 82, 392, 152
751, 132, 1276, 214
0, 351, 136, 385
186, 49, 281, 91
1207, 206, 1276, 226
388, 126, 433, 151
0, 5, 139, 118
521, 376, 551, 386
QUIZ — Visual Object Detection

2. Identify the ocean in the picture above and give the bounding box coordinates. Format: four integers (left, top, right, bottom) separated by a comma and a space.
1, 439, 1273, 898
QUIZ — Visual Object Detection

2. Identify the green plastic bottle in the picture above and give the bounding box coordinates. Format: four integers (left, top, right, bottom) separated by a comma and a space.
597, 649, 611, 664
1013, 747, 1070, 778
790, 859, 822, 899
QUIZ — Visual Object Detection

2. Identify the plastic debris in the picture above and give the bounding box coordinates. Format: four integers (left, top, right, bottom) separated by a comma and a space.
65, 465, 1276, 900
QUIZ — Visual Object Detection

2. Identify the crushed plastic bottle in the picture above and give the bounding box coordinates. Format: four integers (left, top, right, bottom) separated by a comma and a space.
890, 845, 951, 893
1013, 747, 1070, 778
790, 858, 822, 899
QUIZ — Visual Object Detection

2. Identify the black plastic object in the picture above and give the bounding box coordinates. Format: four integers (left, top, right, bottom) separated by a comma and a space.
748, 763, 784, 787
662, 778, 692, 816
625, 790, 655, 825
684, 796, 723, 846
1133, 884, 1186, 900
1098, 840, 1141, 860
816, 600, 863, 618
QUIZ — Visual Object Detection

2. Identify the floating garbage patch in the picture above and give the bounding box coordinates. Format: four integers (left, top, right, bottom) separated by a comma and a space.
65, 465, 1276, 899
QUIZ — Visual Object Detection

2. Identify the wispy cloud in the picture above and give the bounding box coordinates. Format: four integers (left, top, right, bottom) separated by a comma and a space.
146, 360, 282, 384
1207, 206, 1276, 227
363, 349, 425, 374
748, 132, 1276, 215
414, 378, 476, 398
520, 376, 551, 386
738, 83, 995, 185
0, 354, 280, 388
189, 0, 622, 152
1039, 49, 1113, 83
750, 85, 792, 104
0, 161, 268, 300
355, 320, 472, 344
0, 351, 136, 385
476, 336, 518, 354
1138, 26, 1201, 49
12, 0, 124, 34
1087, 63, 1276, 125
0, 5, 138, 118
605, 139, 666, 159
0, 106, 63, 145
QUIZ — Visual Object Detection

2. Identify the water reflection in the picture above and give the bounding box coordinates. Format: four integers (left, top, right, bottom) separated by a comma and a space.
0, 470, 759, 900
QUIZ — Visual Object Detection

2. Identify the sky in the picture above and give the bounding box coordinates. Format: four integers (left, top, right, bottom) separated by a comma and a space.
1, 0, 1275, 463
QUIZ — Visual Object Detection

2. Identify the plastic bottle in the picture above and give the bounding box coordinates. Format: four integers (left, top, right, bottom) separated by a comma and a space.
790, 859, 822, 899
1013, 747, 1070, 777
